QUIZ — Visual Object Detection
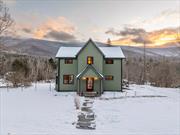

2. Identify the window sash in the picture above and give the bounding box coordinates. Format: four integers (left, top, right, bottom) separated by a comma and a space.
65, 59, 73, 64
105, 59, 114, 64
105, 75, 114, 80
63, 75, 74, 84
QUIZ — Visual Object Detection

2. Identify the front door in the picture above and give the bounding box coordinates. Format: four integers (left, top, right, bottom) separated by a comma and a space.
86, 78, 94, 91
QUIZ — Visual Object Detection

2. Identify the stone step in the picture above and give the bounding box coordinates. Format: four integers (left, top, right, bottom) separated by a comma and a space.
84, 92, 98, 97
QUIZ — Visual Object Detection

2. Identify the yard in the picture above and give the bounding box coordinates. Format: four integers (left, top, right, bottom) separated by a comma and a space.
0, 82, 180, 135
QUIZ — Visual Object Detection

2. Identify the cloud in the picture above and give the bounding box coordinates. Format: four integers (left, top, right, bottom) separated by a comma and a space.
33, 17, 76, 40
14, 16, 77, 42
105, 28, 119, 36
44, 30, 76, 41
21, 28, 32, 34
106, 27, 147, 37
106, 27, 149, 43
132, 36, 152, 44
106, 27, 179, 46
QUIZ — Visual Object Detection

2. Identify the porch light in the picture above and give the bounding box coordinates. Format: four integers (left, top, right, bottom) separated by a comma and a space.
82, 77, 86, 80
94, 77, 98, 80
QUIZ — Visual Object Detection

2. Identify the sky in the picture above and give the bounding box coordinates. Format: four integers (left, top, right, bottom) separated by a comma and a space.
3, 0, 180, 46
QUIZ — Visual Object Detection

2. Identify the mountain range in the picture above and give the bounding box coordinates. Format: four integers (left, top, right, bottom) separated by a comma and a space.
0, 37, 180, 58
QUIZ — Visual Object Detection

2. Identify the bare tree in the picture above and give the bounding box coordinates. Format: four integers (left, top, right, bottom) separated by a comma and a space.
107, 38, 111, 45
132, 34, 151, 84
0, 0, 13, 75
0, 0, 13, 37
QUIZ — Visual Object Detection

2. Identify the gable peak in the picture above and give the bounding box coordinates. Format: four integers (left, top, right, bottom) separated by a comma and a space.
87, 38, 94, 44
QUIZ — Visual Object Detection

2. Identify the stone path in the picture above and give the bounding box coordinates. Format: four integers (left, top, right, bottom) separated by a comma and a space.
76, 98, 96, 129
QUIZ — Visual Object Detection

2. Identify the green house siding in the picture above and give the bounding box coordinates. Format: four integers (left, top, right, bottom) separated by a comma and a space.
77, 41, 103, 74
55, 39, 125, 95
59, 59, 77, 91
103, 59, 122, 91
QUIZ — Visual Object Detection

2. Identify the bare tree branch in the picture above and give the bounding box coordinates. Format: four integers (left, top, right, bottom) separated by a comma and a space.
0, 0, 13, 36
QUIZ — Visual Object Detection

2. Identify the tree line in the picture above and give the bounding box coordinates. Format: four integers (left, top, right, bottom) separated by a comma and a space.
123, 56, 180, 88
0, 53, 56, 87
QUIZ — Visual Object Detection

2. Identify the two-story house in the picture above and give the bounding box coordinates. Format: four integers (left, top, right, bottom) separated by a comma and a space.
55, 39, 125, 96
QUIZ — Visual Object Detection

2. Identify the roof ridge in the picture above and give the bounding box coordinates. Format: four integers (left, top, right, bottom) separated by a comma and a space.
76, 64, 104, 79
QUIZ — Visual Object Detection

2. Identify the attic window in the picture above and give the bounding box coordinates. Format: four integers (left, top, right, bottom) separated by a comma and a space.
65, 59, 73, 64
105, 59, 114, 64
87, 56, 93, 65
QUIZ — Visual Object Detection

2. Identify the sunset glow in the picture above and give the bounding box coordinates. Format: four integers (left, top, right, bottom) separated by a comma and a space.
111, 28, 180, 47
3, 0, 180, 47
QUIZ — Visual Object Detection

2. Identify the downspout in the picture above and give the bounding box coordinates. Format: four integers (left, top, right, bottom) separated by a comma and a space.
121, 59, 123, 92
100, 78, 103, 94
58, 58, 60, 91
78, 78, 80, 95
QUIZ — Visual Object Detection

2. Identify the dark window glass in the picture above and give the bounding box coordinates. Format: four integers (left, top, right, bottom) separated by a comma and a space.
105, 75, 114, 80
65, 59, 73, 64
63, 75, 74, 84
87, 56, 93, 65
105, 59, 114, 64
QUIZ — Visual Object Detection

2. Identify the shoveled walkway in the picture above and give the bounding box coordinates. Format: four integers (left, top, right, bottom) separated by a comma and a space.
76, 98, 96, 129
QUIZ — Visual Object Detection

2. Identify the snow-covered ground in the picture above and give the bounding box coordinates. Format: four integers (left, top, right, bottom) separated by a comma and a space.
0, 78, 13, 88
0, 83, 180, 135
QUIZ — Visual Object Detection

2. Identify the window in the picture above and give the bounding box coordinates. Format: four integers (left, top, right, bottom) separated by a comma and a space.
105, 75, 114, 80
65, 59, 73, 64
105, 59, 114, 64
63, 75, 74, 84
87, 56, 93, 65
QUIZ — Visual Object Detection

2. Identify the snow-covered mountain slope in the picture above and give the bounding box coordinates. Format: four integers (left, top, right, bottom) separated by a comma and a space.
1, 37, 180, 58
121, 45, 180, 58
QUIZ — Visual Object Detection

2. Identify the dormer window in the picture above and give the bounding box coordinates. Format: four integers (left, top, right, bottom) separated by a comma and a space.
105, 59, 113, 64
87, 56, 93, 65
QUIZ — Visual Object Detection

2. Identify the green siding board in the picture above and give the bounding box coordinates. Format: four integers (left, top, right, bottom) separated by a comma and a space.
77, 41, 103, 74
59, 59, 78, 91
103, 59, 122, 91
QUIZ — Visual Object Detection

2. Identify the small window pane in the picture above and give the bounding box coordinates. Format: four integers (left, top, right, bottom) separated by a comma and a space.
105, 59, 113, 64
87, 56, 93, 65
63, 75, 74, 84
105, 75, 114, 80
65, 59, 73, 64
69, 75, 74, 83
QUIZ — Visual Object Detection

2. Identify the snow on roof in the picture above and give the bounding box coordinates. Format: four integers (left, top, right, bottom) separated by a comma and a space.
76, 65, 104, 78
56, 46, 125, 58
99, 47, 125, 58
55, 47, 81, 58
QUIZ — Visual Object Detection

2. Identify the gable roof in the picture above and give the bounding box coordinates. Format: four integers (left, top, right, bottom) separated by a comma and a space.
55, 39, 125, 58
55, 47, 81, 58
76, 38, 104, 57
100, 47, 125, 58
76, 64, 104, 79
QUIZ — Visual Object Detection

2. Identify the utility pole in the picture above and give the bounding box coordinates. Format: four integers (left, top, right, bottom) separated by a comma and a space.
127, 43, 130, 83
143, 41, 146, 84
